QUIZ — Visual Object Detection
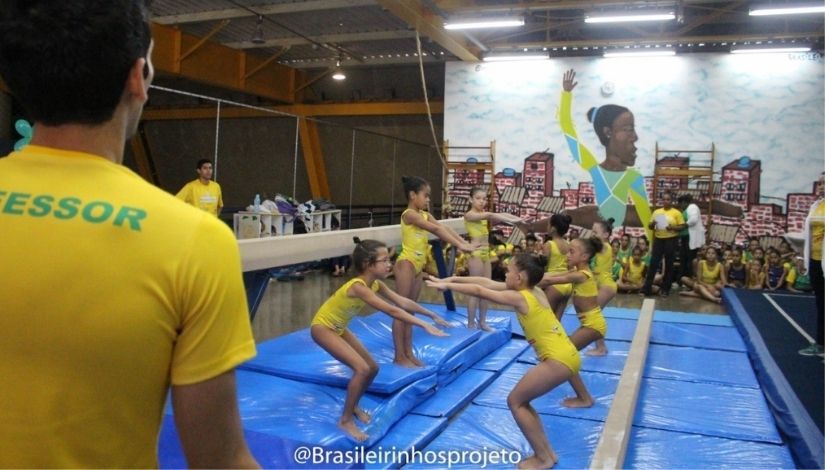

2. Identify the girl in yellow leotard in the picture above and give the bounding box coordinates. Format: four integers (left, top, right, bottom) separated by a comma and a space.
587, 218, 617, 356
311, 240, 449, 442
464, 186, 523, 331
394, 176, 476, 367
679, 246, 727, 304
539, 237, 608, 409
542, 213, 574, 321
618, 245, 658, 294
426, 255, 579, 469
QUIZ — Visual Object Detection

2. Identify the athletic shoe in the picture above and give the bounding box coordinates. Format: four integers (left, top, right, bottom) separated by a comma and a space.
798, 343, 825, 357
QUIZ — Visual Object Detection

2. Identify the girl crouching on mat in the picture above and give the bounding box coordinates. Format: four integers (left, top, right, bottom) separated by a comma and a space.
426, 254, 580, 469
310, 240, 449, 442
394, 176, 477, 367
587, 218, 617, 356
538, 237, 608, 408
464, 186, 524, 330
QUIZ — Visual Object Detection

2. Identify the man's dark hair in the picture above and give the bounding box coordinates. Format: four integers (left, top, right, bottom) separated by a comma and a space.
677, 194, 693, 204
0, 1, 152, 126
197, 159, 213, 170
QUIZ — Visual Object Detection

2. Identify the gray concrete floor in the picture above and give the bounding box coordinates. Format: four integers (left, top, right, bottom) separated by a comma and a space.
251, 271, 727, 343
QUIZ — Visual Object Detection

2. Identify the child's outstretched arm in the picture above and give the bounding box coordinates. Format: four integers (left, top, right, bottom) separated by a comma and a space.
377, 281, 451, 327
427, 274, 507, 291
350, 283, 447, 337
464, 210, 524, 226
425, 279, 527, 313
404, 210, 478, 253
537, 270, 585, 289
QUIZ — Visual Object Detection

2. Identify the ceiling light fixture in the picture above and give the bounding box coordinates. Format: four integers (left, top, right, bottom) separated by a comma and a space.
603, 50, 676, 58
585, 12, 675, 23
332, 59, 346, 80
444, 17, 524, 30
730, 46, 811, 54
750, 4, 825, 16
483, 53, 549, 62
251, 15, 265, 44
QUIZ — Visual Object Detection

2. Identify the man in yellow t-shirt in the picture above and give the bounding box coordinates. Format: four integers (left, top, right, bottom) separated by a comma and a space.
641, 192, 686, 297
799, 172, 825, 357
0, 2, 257, 468
176, 159, 223, 216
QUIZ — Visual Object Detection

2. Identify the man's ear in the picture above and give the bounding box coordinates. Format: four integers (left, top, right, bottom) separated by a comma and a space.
126, 57, 149, 101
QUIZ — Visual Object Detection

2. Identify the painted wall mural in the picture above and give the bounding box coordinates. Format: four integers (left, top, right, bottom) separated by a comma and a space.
444, 52, 824, 243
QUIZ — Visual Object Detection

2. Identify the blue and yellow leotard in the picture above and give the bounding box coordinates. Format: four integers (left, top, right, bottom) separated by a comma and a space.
311, 278, 380, 335
559, 91, 651, 238
398, 208, 431, 273
517, 288, 580, 373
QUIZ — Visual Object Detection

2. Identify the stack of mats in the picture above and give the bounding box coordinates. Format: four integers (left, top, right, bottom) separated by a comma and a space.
159, 304, 796, 469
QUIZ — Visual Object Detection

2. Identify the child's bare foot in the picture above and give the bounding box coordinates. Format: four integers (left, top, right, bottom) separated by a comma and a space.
585, 345, 608, 356
479, 322, 493, 332
467, 320, 476, 329
394, 357, 418, 368
562, 396, 594, 408
339, 420, 368, 442
518, 455, 556, 469
354, 407, 371, 424
409, 355, 424, 367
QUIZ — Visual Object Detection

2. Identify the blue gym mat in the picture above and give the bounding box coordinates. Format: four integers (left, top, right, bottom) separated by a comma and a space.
635, 376, 781, 444
412, 369, 497, 418
626, 426, 795, 469
418, 303, 513, 331
645, 343, 759, 388
438, 328, 510, 385
366, 415, 448, 470
649, 321, 747, 352
603, 306, 734, 327
517, 340, 629, 375
158, 416, 358, 469
241, 327, 436, 394
234, 370, 436, 449
473, 362, 618, 422
471, 339, 530, 372
407, 405, 602, 469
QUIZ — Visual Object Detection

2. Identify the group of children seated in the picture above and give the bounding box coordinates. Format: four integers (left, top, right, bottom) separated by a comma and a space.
451, 232, 812, 305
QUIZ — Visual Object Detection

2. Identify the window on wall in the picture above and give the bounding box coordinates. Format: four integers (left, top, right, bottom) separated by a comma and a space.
738, 183, 746, 191
530, 163, 538, 170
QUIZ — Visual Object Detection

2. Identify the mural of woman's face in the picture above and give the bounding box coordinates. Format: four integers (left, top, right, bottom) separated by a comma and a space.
606, 111, 638, 167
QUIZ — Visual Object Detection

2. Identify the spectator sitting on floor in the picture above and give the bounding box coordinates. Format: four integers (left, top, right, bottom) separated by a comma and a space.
787, 258, 812, 294
746, 259, 766, 289
726, 247, 748, 288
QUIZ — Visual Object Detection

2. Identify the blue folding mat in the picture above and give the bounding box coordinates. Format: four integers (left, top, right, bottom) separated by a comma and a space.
240, 312, 481, 394
438, 328, 510, 385
185, 370, 436, 451
473, 362, 619, 422
406, 405, 603, 469
366, 414, 448, 470
634, 376, 782, 443
626, 426, 795, 469
412, 369, 497, 418
471, 339, 530, 372
603, 306, 734, 326
649, 321, 747, 352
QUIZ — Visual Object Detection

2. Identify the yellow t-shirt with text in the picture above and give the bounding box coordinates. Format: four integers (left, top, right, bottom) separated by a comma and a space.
651, 207, 685, 239
0, 146, 255, 468
176, 179, 223, 216
811, 200, 825, 261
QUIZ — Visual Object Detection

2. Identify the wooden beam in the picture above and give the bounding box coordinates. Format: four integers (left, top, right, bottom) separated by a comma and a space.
150, 22, 300, 103
227, 30, 418, 50
178, 19, 230, 63
293, 69, 334, 94
243, 47, 290, 80
590, 299, 655, 470
436, 0, 724, 14
676, 1, 744, 36
151, 0, 374, 25
140, 101, 444, 120
375, 0, 481, 61
298, 117, 330, 199
502, 31, 825, 50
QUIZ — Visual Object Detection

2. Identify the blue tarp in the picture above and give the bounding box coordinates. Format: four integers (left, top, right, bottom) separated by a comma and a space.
626, 426, 795, 469
645, 344, 759, 388
412, 369, 496, 418
438, 328, 510, 385
234, 370, 436, 450
408, 405, 602, 469
367, 415, 448, 470
650, 321, 747, 352
472, 339, 530, 372
635, 377, 782, 443
473, 363, 618, 422
241, 327, 436, 395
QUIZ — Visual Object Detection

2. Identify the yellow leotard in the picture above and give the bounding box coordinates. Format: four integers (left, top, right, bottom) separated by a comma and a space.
591, 243, 617, 292
545, 239, 572, 297
570, 270, 607, 336
626, 260, 645, 284
311, 278, 380, 335
517, 289, 580, 373
398, 209, 431, 273
464, 217, 490, 261
699, 260, 722, 285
